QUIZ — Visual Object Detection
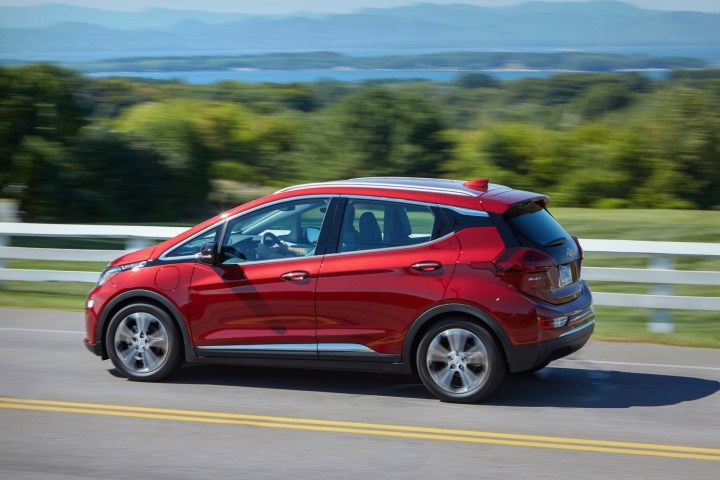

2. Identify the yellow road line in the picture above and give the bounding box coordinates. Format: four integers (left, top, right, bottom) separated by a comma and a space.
1, 397, 718, 462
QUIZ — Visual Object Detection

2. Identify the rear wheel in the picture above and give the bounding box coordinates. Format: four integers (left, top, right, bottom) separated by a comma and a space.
416, 319, 505, 403
106, 303, 182, 381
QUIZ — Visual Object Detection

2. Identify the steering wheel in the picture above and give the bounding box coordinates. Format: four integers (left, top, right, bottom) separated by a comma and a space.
263, 232, 291, 255
223, 246, 246, 260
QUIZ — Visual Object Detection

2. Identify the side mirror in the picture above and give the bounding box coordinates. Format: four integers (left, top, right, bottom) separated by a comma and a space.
198, 242, 218, 265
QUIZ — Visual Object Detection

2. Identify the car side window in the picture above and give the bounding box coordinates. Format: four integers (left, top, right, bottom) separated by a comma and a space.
339, 199, 439, 253
164, 226, 220, 258
220, 198, 330, 264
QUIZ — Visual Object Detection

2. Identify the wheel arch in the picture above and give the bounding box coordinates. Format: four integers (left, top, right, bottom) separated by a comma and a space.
402, 303, 512, 376
96, 289, 195, 362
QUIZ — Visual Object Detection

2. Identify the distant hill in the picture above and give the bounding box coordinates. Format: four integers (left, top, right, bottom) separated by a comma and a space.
0, 1, 719, 58
0, 3, 255, 29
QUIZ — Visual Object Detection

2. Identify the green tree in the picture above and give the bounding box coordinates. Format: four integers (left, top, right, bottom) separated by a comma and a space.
324, 87, 453, 178
0, 64, 87, 189
630, 88, 720, 209
15, 130, 177, 222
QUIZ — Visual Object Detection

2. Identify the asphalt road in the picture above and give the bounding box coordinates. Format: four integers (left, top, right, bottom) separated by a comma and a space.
1, 307, 718, 479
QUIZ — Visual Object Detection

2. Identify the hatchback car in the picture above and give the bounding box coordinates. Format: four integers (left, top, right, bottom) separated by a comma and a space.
85, 177, 594, 403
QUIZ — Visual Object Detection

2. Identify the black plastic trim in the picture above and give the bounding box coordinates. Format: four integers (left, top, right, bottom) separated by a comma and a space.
505, 319, 594, 373
315, 196, 341, 257
195, 346, 400, 364
438, 206, 494, 233
402, 303, 514, 370
84, 341, 103, 356
197, 348, 317, 361
489, 212, 520, 248
189, 356, 409, 374
325, 197, 348, 255
403, 301, 596, 374
317, 352, 401, 363
95, 289, 196, 363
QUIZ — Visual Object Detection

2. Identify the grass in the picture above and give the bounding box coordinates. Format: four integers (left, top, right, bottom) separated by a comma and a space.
592, 307, 720, 348
552, 208, 720, 242
1, 208, 719, 347
0, 281, 90, 311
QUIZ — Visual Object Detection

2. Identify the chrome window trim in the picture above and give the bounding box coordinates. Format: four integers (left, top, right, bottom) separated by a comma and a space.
158, 194, 335, 262
327, 232, 454, 258
443, 205, 490, 218
197, 343, 375, 353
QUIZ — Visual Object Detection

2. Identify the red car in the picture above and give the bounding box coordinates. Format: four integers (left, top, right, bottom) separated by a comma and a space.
84, 177, 594, 403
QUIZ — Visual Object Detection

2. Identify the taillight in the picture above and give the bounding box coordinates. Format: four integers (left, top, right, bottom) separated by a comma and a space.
538, 316, 569, 329
571, 235, 583, 277
494, 247, 556, 299
571, 235, 583, 258
494, 247, 556, 273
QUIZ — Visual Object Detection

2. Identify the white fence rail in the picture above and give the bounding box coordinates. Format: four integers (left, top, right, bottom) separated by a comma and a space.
1, 222, 719, 331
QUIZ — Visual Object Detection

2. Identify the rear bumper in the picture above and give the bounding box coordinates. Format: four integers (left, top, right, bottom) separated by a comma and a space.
505, 317, 594, 373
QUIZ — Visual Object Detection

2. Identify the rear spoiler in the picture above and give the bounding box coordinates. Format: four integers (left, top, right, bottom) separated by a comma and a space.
479, 189, 550, 214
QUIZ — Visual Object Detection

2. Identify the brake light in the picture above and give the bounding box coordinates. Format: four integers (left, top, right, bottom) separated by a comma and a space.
571, 235, 583, 277
571, 235, 583, 258
494, 247, 555, 273
494, 247, 556, 299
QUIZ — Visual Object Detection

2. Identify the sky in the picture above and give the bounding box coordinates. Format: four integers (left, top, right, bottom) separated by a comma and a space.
0, 0, 718, 13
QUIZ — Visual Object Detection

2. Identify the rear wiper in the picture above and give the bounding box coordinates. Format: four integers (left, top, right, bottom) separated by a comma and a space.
543, 237, 567, 248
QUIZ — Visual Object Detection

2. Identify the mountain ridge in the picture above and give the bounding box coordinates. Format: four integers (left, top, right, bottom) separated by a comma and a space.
1, 2, 718, 57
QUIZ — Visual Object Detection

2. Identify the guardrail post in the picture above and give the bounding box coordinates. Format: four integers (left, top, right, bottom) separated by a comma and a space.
0, 234, 7, 288
648, 255, 674, 333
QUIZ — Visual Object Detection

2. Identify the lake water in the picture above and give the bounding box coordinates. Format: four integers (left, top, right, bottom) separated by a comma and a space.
6, 45, 714, 84
85, 69, 581, 84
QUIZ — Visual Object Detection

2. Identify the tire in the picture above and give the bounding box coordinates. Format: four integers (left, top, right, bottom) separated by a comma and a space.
416, 319, 505, 403
106, 303, 183, 381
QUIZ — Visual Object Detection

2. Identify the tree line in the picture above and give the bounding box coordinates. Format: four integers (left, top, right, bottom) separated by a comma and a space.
1, 64, 719, 223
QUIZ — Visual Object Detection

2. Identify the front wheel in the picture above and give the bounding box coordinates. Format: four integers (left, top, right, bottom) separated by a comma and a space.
416, 319, 505, 403
106, 303, 182, 381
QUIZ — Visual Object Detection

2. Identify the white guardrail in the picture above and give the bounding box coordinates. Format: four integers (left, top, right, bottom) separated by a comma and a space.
1, 222, 719, 332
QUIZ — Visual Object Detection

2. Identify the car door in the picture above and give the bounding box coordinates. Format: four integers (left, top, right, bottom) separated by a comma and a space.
315, 197, 461, 360
188, 196, 334, 357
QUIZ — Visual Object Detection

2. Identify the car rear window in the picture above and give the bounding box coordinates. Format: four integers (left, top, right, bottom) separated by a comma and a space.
504, 201, 576, 262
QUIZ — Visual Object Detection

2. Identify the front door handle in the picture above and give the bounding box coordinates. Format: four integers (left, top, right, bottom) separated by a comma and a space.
281, 271, 310, 281
411, 261, 442, 272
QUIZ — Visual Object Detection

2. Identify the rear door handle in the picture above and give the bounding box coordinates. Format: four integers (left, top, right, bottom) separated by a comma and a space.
281, 271, 310, 281
411, 261, 442, 272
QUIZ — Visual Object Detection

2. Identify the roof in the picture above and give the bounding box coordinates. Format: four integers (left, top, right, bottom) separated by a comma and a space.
273, 177, 548, 213
276, 177, 509, 198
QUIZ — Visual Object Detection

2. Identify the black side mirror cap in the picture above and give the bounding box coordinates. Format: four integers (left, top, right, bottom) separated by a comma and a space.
198, 242, 218, 265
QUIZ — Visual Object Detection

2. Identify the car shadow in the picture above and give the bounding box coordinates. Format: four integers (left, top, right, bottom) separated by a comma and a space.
136, 363, 720, 408
487, 367, 720, 408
